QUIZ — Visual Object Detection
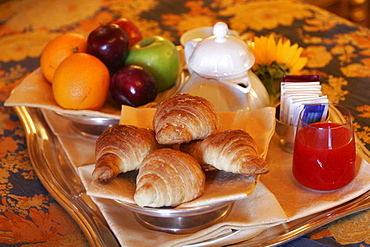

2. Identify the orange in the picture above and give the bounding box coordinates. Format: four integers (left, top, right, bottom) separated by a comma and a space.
40, 33, 87, 83
52, 53, 110, 110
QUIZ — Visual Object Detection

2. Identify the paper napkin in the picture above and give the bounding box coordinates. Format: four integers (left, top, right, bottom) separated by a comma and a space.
40, 105, 370, 247
4, 68, 122, 118
42, 106, 291, 246
4, 67, 185, 119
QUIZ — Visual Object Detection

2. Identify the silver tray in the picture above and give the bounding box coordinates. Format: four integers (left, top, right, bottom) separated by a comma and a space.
14, 106, 370, 247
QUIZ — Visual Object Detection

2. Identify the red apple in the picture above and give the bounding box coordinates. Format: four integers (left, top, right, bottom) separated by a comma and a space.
110, 65, 157, 107
87, 23, 130, 73
110, 18, 143, 46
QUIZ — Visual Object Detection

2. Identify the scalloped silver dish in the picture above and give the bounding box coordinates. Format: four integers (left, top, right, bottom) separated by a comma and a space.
116, 200, 234, 234
14, 106, 370, 247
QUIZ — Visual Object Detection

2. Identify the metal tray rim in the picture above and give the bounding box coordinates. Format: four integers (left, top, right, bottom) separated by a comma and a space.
15, 106, 370, 247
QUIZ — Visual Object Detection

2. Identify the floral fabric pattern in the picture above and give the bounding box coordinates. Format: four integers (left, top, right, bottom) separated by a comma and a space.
0, 0, 369, 246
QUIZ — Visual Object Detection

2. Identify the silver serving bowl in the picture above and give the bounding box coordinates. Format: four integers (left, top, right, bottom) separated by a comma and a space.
116, 200, 234, 234
55, 111, 119, 137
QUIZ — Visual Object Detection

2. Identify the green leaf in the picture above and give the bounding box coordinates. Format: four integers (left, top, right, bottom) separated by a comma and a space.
252, 62, 289, 105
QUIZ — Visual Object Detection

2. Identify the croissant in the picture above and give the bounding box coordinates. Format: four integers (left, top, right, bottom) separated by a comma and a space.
153, 93, 221, 145
180, 129, 269, 176
134, 148, 205, 208
93, 125, 161, 182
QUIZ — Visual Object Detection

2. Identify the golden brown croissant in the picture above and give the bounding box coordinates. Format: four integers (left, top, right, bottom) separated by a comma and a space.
134, 148, 205, 208
180, 129, 269, 175
153, 93, 221, 145
93, 125, 161, 182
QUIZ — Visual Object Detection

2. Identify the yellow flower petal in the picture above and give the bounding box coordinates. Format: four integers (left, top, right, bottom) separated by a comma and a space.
248, 33, 307, 74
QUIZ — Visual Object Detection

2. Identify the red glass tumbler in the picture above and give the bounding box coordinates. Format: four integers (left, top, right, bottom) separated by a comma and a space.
292, 104, 356, 191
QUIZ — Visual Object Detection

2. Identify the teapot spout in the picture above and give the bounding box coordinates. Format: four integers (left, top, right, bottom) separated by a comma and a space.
219, 76, 252, 94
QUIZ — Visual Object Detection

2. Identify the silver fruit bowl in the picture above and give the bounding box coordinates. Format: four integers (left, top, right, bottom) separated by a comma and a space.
54, 111, 120, 137
54, 70, 186, 137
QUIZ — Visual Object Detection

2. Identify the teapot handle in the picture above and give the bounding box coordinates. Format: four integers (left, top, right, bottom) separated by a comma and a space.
219, 76, 252, 94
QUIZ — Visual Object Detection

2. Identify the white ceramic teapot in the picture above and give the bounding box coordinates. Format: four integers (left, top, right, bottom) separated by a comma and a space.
180, 22, 269, 112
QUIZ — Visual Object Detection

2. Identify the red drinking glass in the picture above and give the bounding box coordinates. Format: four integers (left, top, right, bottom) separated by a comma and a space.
292, 104, 356, 191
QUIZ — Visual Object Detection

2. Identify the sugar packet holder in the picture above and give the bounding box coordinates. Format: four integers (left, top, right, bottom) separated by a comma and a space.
279, 75, 328, 126
281, 85, 322, 124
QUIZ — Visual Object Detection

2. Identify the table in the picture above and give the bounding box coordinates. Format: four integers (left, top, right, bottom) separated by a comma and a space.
0, 0, 369, 246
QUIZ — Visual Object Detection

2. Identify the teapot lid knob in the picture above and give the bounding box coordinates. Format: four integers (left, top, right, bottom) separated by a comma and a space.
186, 22, 255, 77
213, 22, 228, 42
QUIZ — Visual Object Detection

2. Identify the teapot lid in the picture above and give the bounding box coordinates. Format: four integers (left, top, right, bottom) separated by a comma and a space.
187, 22, 255, 77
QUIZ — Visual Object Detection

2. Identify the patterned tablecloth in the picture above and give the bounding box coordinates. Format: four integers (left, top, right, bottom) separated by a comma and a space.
0, 0, 369, 246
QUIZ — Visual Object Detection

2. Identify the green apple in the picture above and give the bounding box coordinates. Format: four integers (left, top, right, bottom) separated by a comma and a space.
125, 36, 181, 92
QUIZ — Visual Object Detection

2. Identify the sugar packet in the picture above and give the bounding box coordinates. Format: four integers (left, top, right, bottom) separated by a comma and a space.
300, 103, 329, 125
279, 75, 328, 126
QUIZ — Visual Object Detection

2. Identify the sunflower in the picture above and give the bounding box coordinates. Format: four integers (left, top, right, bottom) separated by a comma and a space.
247, 34, 308, 105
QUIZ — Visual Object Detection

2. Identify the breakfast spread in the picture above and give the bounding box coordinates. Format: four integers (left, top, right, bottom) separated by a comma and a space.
92, 93, 268, 208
